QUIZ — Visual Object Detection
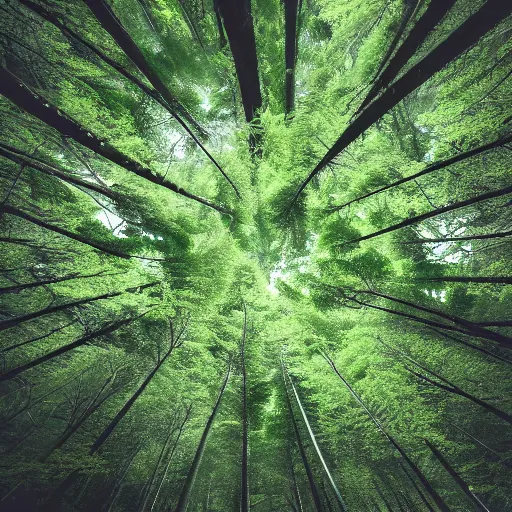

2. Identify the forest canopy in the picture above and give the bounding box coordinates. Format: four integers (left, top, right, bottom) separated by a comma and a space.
0, 0, 511, 511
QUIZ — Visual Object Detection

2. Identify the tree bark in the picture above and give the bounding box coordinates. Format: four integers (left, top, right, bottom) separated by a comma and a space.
284, 0, 300, 115
321, 353, 451, 512
282, 363, 324, 512
0, 310, 152, 382
328, 135, 511, 212
425, 439, 490, 512
339, 185, 512, 246
0, 281, 159, 331
0, 69, 231, 213
1, 204, 167, 260
241, 304, 249, 512
172, 366, 231, 512
290, 0, 511, 204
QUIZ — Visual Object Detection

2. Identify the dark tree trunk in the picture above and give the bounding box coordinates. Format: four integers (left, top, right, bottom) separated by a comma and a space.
215, 0, 262, 123
285, 369, 347, 510
401, 230, 512, 244
173, 367, 231, 512
357, 0, 456, 113
328, 135, 511, 212
282, 363, 324, 512
284, 0, 300, 115
399, 462, 436, 512
321, 353, 451, 512
1, 205, 167, 260
241, 304, 249, 512
0, 143, 120, 202
290, 0, 511, 204
105, 445, 141, 512
425, 440, 490, 512
0, 69, 231, 213
339, 185, 512, 247
0, 311, 152, 382
416, 276, 512, 285
0, 281, 158, 331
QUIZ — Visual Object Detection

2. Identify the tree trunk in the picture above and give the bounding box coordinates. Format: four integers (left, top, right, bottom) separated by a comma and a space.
0, 270, 118, 295
215, 0, 262, 123
285, 368, 347, 510
90, 343, 177, 454
416, 276, 512, 285
321, 353, 451, 512
0, 281, 158, 331
0, 143, 120, 202
357, 0, 456, 113
339, 185, 512, 247
290, 0, 511, 203
282, 363, 324, 512
241, 304, 249, 512
425, 440, 490, 512
328, 135, 511, 212
0, 311, 152, 382
1, 204, 167, 260
0, 69, 230, 213
400, 230, 512, 244
105, 445, 141, 512
284, 0, 300, 115
81, 0, 239, 197
399, 462, 435, 512
172, 367, 231, 512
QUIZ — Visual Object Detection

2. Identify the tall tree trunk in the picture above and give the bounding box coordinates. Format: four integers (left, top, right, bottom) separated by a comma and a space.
81, 0, 239, 197
240, 304, 249, 512
105, 446, 141, 512
0, 143, 120, 202
173, 366, 231, 512
284, 0, 299, 115
357, 0, 456, 113
282, 363, 324, 512
401, 230, 512, 244
0, 311, 152, 382
0, 270, 118, 295
321, 353, 451, 512
354, 289, 512, 347
284, 368, 347, 510
399, 462, 435, 512
328, 135, 511, 212
339, 185, 512, 247
0, 281, 159, 331
90, 337, 180, 454
416, 276, 512, 285
215, 0, 262, 123
1, 204, 167, 260
290, 0, 511, 204
425, 440, 490, 512
0, 69, 230, 214
150, 406, 191, 511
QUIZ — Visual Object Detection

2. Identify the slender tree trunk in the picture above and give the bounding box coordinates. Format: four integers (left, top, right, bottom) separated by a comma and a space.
355, 289, 512, 347
0, 281, 158, 331
321, 353, 451, 512
425, 440, 490, 512
284, 0, 299, 115
287, 443, 304, 512
0, 310, 152, 382
0, 270, 119, 295
399, 462, 435, 512
285, 368, 347, 510
1, 204, 167, 260
357, 0, 456, 113
416, 276, 512, 285
0, 69, 231, 213
173, 367, 231, 512
290, 0, 511, 204
0, 143, 120, 202
90, 344, 177, 454
240, 304, 249, 512
215, 0, 262, 123
328, 135, 511, 212
81, 0, 239, 197
282, 363, 324, 512
150, 406, 191, 511
339, 185, 512, 247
